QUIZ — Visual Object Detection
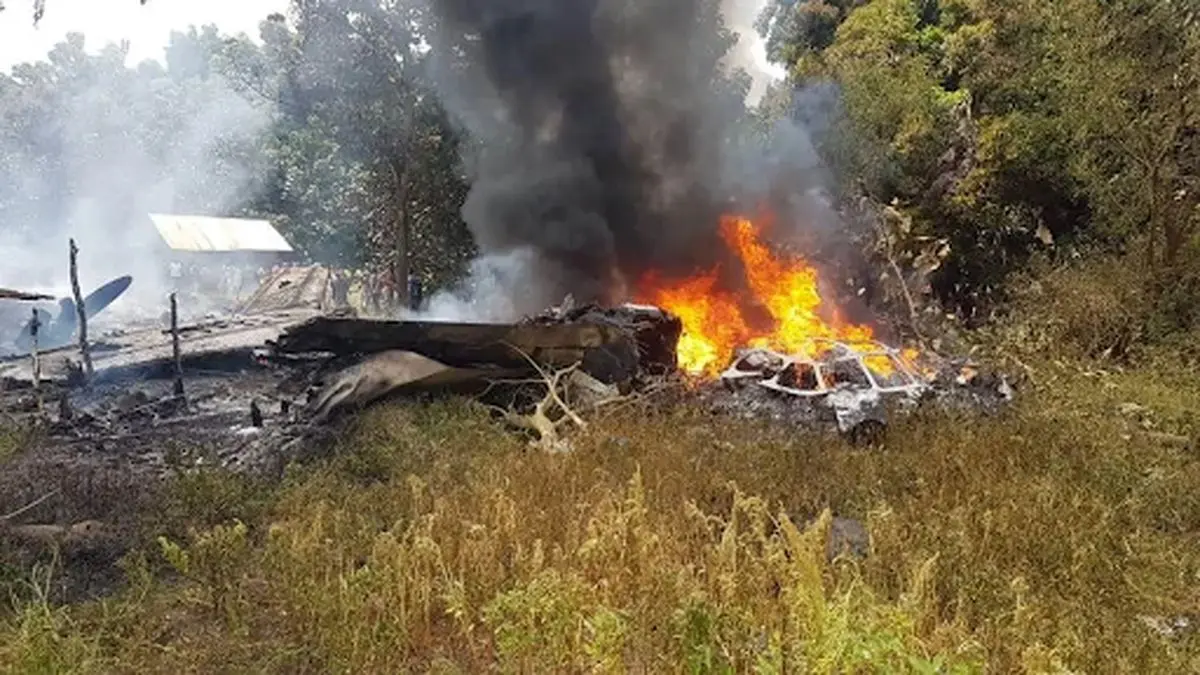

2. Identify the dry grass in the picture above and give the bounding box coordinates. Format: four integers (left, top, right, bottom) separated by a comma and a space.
0, 421, 30, 465
1, 360, 1200, 673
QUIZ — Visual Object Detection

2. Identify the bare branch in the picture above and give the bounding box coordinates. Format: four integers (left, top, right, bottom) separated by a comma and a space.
1, 489, 60, 522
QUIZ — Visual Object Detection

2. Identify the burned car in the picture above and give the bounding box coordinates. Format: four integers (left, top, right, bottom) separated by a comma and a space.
715, 338, 933, 442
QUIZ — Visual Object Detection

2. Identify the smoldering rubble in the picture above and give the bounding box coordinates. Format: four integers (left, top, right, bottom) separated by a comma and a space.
0, 284, 1012, 487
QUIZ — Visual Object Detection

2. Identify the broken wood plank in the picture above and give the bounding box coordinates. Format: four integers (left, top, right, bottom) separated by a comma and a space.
521, 303, 683, 375
1, 519, 123, 557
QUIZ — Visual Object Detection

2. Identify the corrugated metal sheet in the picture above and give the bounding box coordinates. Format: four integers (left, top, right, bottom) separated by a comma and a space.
148, 213, 294, 253
237, 265, 333, 315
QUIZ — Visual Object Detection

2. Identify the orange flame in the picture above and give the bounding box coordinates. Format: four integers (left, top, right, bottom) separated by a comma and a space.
637, 214, 904, 376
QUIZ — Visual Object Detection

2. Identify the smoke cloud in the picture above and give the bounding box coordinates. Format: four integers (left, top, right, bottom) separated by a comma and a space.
414, 0, 746, 317
417, 0, 840, 322
720, 0, 787, 105
0, 31, 272, 333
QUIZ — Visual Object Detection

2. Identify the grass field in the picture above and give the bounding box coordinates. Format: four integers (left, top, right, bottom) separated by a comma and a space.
1, 355, 1199, 673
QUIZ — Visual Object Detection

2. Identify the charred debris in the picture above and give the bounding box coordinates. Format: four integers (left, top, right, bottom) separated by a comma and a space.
0, 279, 1013, 480
0, 271, 1013, 589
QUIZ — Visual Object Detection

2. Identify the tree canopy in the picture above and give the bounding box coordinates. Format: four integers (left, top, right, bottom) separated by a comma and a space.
761, 0, 1199, 335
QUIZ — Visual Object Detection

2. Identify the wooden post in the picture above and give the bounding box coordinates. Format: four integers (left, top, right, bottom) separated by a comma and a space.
30, 308, 41, 414
68, 238, 93, 381
170, 292, 184, 398
58, 393, 73, 422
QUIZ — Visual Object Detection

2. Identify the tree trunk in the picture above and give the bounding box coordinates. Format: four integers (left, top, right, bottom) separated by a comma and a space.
392, 157, 412, 310
1164, 201, 1185, 268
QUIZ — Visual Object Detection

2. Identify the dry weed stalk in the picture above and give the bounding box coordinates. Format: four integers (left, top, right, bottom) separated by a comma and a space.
0, 489, 59, 522
485, 345, 633, 451
486, 362, 588, 451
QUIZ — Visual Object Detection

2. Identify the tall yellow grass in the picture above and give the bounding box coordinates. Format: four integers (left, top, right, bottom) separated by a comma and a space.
1, 361, 1198, 673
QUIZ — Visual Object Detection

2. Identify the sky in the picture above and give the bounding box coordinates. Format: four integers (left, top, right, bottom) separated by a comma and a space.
0, 0, 783, 93
0, 0, 288, 71
0, 1, 785, 87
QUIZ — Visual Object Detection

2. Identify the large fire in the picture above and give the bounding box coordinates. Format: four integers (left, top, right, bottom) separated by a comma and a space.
637, 214, 905, 376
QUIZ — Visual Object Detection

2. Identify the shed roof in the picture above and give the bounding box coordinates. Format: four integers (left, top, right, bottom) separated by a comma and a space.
148, 213, 293, 253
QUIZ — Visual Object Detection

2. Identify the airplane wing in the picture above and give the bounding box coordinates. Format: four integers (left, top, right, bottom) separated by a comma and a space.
81, 275, 132, 319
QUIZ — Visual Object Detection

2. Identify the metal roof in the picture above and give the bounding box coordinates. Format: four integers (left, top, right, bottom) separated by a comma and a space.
148, 213, 294, 253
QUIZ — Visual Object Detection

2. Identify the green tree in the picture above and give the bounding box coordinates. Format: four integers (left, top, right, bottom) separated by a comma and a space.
759, 0, 864, 75
280, 0, 472, 296
761, 0, 1091, 316
1052, 0, 1200, 269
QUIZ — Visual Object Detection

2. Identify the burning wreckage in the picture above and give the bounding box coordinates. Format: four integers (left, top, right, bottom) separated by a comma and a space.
708, 339, 1013, 442
0, 266, 1013, 481
0, 302, 1006, 453
0, 249, 1014, 568
0, 216, 1016, 495
0, 223, 1011, 570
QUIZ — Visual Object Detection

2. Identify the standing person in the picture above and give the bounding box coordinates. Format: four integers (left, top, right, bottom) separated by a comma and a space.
376, 267, 395, 314
407, 274, 423, 312
363, 269, 379, 314
331, 269, 351, 308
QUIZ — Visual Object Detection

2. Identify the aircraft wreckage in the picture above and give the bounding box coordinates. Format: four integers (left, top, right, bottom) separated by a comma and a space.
0, 266, 1016, 484
0, 267, 1021, 584
0, 275, 133, 356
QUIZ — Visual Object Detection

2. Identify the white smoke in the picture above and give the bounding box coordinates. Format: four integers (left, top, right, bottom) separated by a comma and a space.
0, 32, 273, 332
721, 0, 787, 106
416, 248, 562, 323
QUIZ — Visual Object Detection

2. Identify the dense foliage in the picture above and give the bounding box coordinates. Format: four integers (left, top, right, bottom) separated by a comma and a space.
761, 0, 1200, 344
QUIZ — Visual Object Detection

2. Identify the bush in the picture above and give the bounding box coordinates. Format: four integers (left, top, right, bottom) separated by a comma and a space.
1002, 254, 1149, 360
999, 249, 1200, 364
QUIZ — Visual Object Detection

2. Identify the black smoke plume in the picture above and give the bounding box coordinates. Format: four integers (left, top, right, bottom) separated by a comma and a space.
421, 0, 756, 316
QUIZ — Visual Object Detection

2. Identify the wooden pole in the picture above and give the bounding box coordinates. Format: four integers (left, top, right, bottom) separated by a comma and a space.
30, 308, 41, 414
170, 292, 184, 398
68, 238, 93, 381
